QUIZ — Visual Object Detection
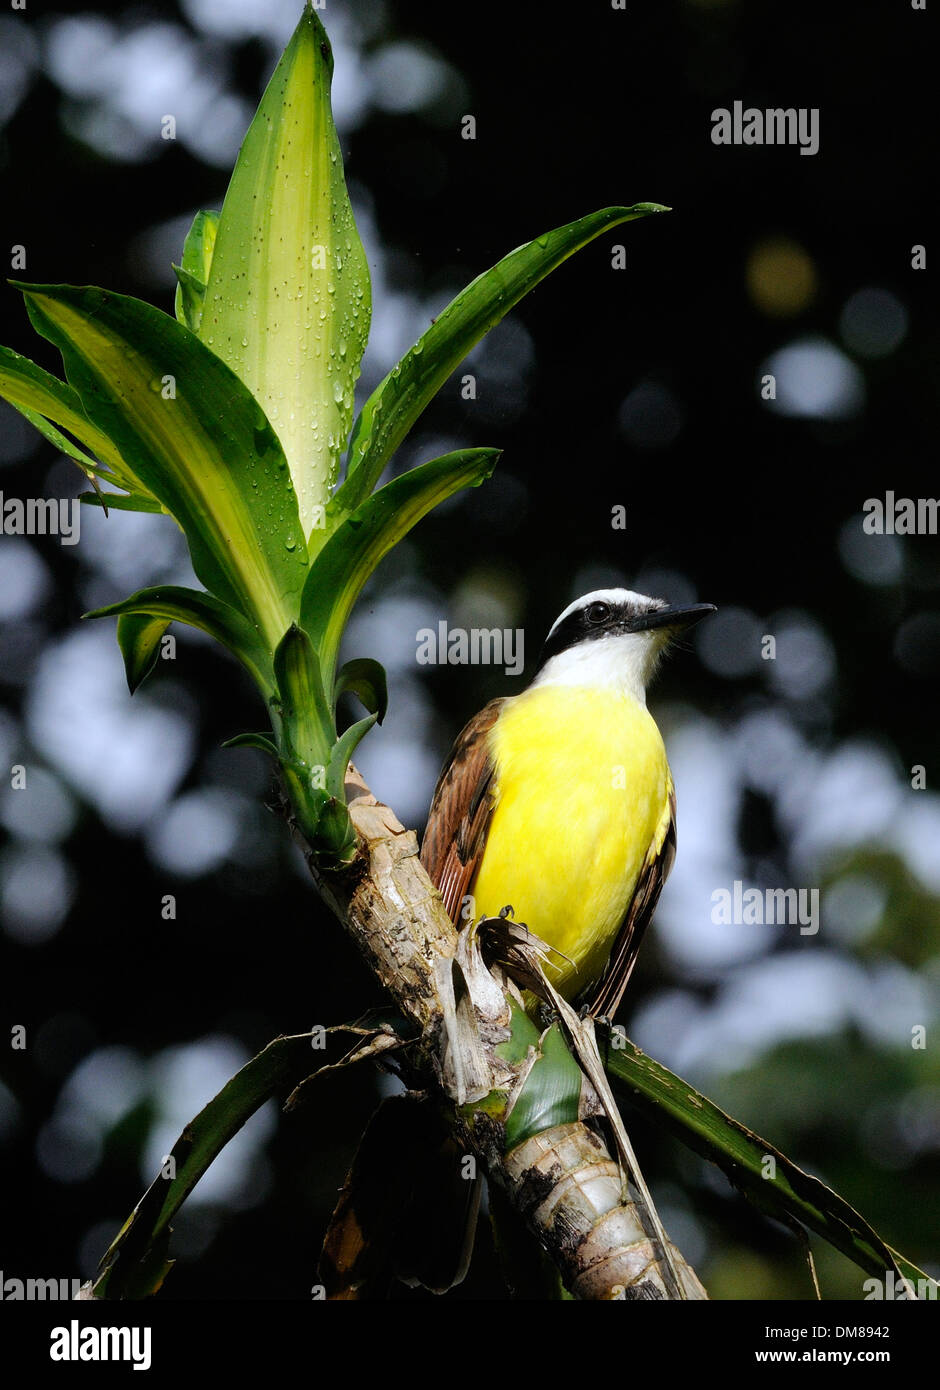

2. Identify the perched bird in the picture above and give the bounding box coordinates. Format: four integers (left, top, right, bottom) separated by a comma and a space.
421, 588, 715, 1016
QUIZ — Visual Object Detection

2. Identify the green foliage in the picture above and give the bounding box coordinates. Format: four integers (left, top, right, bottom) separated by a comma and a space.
334, 658, 388, 723
92, 1032, 322, 1299
85, 586, 275, 695
335, 202, 667, 514
0, 342, 144, 490
94, 1014, 930, 1300
0, 4, 660, 863
115, 613, 169, 695
504, 1023, 583, 1151
604, 1036, 928, 1291
173, 209, 218, 331
197, 7, 370, 539
19, 283, 308, 643
300, 447, 501, 693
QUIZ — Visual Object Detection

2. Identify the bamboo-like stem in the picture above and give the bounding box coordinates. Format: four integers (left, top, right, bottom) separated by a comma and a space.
306, 768, 707, 1301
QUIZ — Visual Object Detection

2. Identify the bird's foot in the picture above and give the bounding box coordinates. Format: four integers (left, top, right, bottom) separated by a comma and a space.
534, 1001, 560, 1031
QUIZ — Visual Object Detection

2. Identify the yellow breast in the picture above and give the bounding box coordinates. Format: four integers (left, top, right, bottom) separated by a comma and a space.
470, 683, 671, 1001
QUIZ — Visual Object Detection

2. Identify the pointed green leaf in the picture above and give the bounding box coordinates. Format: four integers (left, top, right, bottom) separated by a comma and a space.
301, 447, 500, 693
504, 1024, 583, 1152
18, 283, 309, 648
271, 627, 363, 856
199, 5, 371, 540
273, 622, 333, 752
312, 794, 356, 862
117, 612, 169, 693
181, 209, 219, 282
335, 203, 668, 512
84, 585, 275, 694
0, 343, 151, 494
327, 712, 377, 799
278, 758, 330, 848
604, 1038, 928, 1289
221, 731, 278, 756
334, 657, 388, 722
326, 656, 387, 796
172, 266, 207, 333
80, 490, 167, 514
16, 408, 104, 482
174, 209, 218, 329
93, 1031, 319, 1299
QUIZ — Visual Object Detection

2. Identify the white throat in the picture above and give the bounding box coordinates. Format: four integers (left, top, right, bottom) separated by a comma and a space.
531, 632, 657, 703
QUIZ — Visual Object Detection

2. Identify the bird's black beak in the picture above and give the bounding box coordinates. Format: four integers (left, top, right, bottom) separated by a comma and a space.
629, 602, 716, 633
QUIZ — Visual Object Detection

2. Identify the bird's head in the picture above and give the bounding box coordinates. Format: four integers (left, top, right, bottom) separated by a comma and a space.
532, 588, 715, 701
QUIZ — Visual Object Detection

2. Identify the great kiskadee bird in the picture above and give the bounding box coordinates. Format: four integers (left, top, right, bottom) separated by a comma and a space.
421, 589, 715, 1016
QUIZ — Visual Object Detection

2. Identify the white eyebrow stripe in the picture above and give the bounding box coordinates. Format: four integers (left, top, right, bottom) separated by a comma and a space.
546, 587, 660, 639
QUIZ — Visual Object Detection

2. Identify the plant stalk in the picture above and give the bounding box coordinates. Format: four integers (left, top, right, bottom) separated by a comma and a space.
306, 768, 707, 1300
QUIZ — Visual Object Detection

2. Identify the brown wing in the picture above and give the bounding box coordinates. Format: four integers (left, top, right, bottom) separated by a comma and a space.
585, 785, 677, 1021
420, 698, 506, 923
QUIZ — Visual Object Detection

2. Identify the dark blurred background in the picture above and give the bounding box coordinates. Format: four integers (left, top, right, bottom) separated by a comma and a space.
0, 0, 937, 1300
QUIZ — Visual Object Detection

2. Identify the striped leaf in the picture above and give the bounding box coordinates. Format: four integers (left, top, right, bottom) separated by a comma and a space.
92, 1032, 321, 1298
273, 623, 333, 755
18, 283, 309, 649
271, 624, 341, 848
172, 267, 207, 334
84, 585, 275, 694
198, 4, 371, 541
335, 203, 667, 513
0, 343, 150, 495
300, 447, 500, 694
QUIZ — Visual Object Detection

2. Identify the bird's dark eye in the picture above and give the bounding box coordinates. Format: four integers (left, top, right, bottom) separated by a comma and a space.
586, 601, 610, 625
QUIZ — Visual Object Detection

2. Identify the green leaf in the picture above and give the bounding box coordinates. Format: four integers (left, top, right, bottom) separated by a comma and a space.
198, 5, 371, 540
495, 999, 542, 1066
116, 612, 169, 693
93, 1032, 319, 1299
336, 203, 667, 511
172, 266, 207, 333
327, 713, 377, 799
84, 585, 275, 694
17, 410, 103, 482
273, 622, 333, 756
181, 209, 219, 282
504, 1023, 583, 1152
327, 656, 388, 797
174, 209, 218, 329
80, 490, 167, 514
604, 1037, 927, 1289
334, 656, 388, 722
17, 283, 309, 648
0, 342, 150, 494
301, 447, 500, 694
272, 629, 376, 859
221, 731, 278, 756
310, 794, 356, 862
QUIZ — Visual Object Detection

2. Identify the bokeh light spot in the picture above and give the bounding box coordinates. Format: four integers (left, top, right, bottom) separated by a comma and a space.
746, 237, 817, 318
